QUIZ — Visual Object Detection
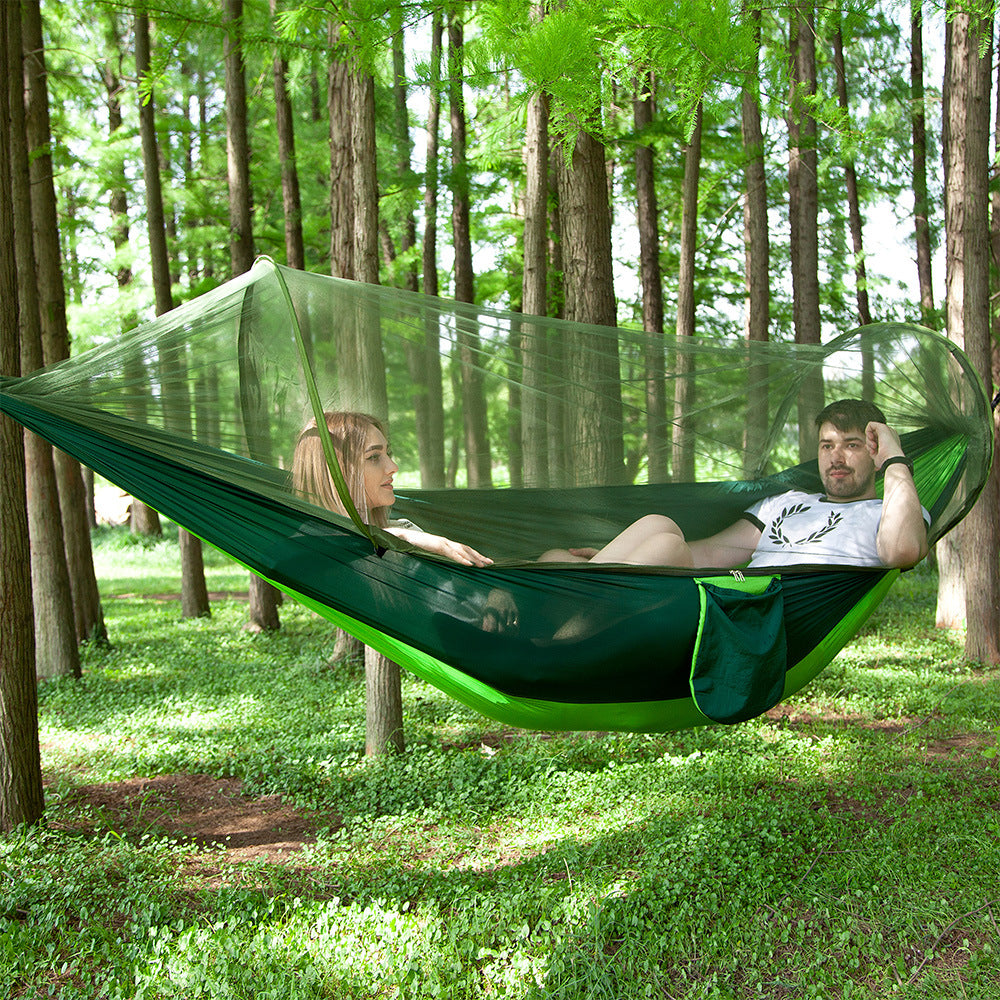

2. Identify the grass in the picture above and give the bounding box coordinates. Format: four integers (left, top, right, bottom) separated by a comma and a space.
2, 527, 999, 999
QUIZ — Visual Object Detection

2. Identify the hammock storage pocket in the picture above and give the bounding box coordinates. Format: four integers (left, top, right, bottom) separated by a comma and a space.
691, 575, 787, 724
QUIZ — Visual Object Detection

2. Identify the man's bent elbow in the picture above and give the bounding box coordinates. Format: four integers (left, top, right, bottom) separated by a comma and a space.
881, 536, 929, 569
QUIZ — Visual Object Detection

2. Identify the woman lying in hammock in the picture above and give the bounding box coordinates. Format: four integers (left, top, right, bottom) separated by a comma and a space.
292, 410, 493, 568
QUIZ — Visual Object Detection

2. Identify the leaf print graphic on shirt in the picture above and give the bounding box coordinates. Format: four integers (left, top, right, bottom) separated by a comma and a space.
767, 503, 843, 548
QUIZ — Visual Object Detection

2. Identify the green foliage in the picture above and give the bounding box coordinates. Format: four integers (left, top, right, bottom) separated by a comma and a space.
2, 534, 998, 998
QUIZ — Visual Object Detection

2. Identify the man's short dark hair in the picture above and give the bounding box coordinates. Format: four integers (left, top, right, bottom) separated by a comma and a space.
814, 398, 887, 433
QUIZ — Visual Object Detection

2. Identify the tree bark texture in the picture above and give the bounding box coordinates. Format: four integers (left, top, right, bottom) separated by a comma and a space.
556, 126, 624, 487
22, 1, 103, 645
672, 103, 702, 484
788, 3, 822, 461
911, 0, 935, 326
223, 0, 254, 277
937, 9, 967, 630
0, 2, 43, 831
417, 11, 445, 489
741, 5, 771, 477
833, 27, 872, 331
364, 645, 403, 755
270, 0, 305, 271
390, 26, 417, 292
957, 15, 999, 664
634, 76, 668, 484
448, 12, 492, 488
137, 11, 211, 621
328, 22, 354, 280
521, 84, 549, 488
224, 0, 279, 633
9, 5, 79, 681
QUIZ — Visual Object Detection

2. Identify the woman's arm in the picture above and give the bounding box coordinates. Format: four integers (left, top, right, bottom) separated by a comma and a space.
386, 525, 493, 567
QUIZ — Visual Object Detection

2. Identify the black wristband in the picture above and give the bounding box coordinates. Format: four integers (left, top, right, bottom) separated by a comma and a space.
881, 455, 914, 474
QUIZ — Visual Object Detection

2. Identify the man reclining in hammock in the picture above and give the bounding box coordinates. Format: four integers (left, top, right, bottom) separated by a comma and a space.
540, 399, 930, 572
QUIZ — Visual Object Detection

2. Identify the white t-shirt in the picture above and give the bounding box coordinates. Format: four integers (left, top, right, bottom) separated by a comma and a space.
743, 490, 926, 569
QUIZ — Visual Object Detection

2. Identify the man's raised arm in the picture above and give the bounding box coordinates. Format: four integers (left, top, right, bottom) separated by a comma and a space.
869, 422, 929, 569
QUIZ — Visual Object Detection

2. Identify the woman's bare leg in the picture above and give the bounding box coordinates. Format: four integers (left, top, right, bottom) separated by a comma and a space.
588, 514, 693, 567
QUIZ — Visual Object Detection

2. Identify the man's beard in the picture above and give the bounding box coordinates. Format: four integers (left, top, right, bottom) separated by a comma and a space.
823, 466, 875, 500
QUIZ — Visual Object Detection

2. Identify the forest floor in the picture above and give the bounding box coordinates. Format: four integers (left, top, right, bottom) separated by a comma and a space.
3, 527, 999, 999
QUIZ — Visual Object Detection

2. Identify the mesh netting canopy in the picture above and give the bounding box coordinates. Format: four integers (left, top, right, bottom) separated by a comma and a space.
1, 258, 992, 730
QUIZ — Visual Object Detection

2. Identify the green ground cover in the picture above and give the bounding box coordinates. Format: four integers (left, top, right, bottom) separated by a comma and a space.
2, 528, 999, 999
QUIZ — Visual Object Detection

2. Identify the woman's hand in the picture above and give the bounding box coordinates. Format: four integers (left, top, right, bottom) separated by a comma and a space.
387, 527, 493, 567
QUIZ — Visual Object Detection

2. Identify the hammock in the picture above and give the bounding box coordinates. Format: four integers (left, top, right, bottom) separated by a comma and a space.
0, 259, 992, 731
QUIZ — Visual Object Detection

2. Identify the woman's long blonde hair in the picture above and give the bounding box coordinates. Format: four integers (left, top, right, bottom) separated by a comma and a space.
291, 410, 390, 528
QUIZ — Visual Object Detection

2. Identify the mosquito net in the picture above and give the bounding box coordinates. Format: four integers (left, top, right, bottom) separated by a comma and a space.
1, 258, 992, 730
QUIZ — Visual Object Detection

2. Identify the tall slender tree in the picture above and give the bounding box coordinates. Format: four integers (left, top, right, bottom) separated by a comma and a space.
22, 0, 106, 645
634, 74, 667, 483
555, 124, 623, 486
270, 0, 305, 270
448, 10, 492, 488
672, 103, 702, 484
742, 2, 770, 476
136, 9, 210, 620
9, 4, 79, 681
832, 24, 872, 331
910, 0, 935, 327
387, 20, 417, 291
521, 66, 550, 487
417, 10, 446, 489
788, 2, 822, 461
956, 12, 999, 663
937, 9, 966, 630
103, 9, 161, 538
224, 0, 280, 633
0, 0, 43, 832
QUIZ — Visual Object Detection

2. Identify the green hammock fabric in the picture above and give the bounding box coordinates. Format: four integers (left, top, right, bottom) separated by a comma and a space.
0, 258, 992, 731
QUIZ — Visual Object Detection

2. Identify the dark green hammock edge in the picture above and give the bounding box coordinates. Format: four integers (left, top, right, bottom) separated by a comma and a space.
0, 382, 987, 732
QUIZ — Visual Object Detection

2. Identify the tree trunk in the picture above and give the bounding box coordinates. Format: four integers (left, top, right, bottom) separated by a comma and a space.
270, 0, 305, 270
324, 19, 364, 667
521, 79, 549, 488
672, 103, 702, 484
224, 0, 279, 633
741, 3, 770, 477
789, 3, 822, 461
390, 24, 418, 292
352, 59, 400, 756
634, 75, 667, 483
546, 146, 567, 488
365, 646, 403, 754
328, 21, 354, 280
937, 10, 966, 630
223, 0, 254, 276
555, 126, 623, 486
448, 12, 492, 488
8, 5, 78, 683
418, 11, 446, 489
399, 14, 441, 485
911, 0, 935, 327
0, 1, 43, 831
136, 10, 210, 621
104, 9, 160, 539
22, 0, 106, 645
833, 26, 872, 331
958, 15, 999, 664
325, 18, 401, 754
